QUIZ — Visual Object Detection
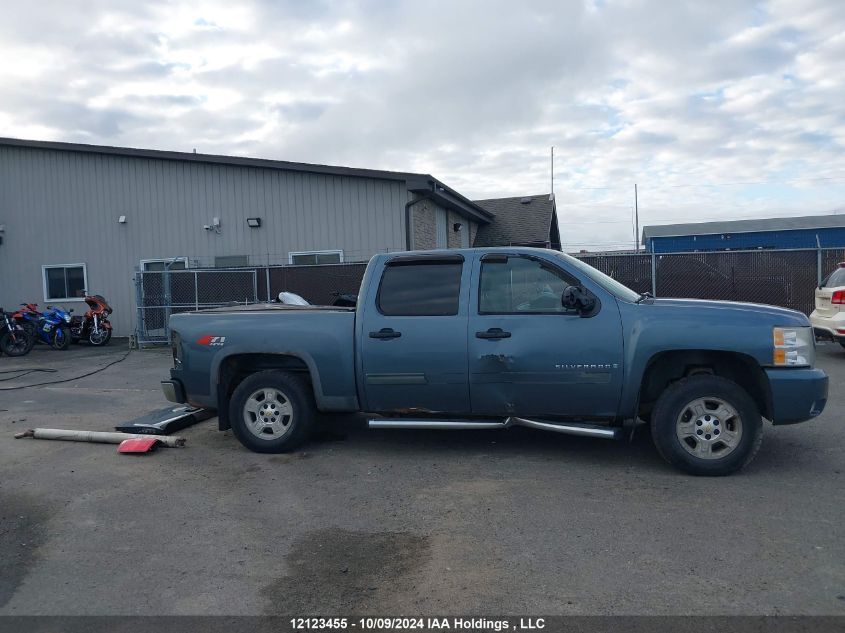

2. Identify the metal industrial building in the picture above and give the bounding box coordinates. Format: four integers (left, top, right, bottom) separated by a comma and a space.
642, 214, 845, 253
0, 138, 560, 337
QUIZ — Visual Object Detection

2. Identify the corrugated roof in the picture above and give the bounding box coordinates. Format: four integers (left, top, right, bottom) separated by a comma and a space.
643, 214, 845, 241
0, 136, 493, 222
472, 194, 559, 247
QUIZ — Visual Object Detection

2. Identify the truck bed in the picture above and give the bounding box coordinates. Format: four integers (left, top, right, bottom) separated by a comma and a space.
170, 304, 358, 411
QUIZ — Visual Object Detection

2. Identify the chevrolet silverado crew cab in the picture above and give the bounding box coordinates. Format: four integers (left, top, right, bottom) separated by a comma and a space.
162, 248, 828, 476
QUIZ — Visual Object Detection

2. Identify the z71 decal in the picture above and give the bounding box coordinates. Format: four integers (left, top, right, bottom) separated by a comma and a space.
196, 335, 226, 346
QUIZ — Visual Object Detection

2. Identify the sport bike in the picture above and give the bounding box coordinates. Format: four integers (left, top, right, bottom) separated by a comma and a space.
14, 303, 72, 350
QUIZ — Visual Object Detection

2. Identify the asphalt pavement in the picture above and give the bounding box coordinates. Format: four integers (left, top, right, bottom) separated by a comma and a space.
0, 341, 843, 615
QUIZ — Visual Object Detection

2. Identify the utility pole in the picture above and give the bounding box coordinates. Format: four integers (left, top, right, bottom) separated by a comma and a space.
634, 183, 639, 251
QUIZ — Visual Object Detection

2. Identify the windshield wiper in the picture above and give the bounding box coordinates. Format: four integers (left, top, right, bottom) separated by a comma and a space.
636, 291, 654, 304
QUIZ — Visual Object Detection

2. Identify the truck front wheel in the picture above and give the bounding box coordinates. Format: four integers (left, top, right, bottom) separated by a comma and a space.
229, 370, 315, 453
651, 375, 763, 476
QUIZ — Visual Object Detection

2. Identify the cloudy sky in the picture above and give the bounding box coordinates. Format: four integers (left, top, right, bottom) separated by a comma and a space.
1, 0, 843, 250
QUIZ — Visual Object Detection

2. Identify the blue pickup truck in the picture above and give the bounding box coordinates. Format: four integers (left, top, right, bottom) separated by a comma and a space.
162, 247, 828, 475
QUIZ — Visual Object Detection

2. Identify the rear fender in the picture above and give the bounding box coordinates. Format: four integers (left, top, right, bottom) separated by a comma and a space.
213, 347, 323, 397
213, 348, 345, 431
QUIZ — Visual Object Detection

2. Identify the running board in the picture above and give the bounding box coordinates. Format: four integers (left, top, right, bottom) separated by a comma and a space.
367, 416, 621, 440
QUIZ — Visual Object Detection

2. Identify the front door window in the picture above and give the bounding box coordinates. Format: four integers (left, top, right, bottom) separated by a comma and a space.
479, 256, 577, 314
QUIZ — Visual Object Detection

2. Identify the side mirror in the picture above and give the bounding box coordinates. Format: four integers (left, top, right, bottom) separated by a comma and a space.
562, 285, 596, 315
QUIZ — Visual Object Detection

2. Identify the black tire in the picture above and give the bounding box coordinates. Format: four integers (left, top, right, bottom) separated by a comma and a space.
228, 370, 316, 453
21, 321, 37, 339
89, 328, 112, 346
0, 327, 32, 357
19, 321, 39, 346
51, 325, 71, 351
651, 375, 763, 476
839, 342, 845, 350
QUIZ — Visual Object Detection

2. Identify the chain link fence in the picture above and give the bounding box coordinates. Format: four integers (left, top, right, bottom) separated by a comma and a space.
134, 264, 366, 347
575, 253, 653, 295
135, 268, 258, 347
134, 247, 845, 347
654, 250, 816, 312
574, 247, 844, 316
267, 263, 368, 305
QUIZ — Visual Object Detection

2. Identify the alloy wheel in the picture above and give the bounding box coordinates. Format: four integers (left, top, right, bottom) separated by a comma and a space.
675, 397, 743, 460
242, 388, 294, 440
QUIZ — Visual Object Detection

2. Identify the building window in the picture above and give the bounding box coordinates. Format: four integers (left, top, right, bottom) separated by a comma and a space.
141, 258, 187, 271
43, 264, 87, 301
214, 255, 250, 268
289, 250, 343, 266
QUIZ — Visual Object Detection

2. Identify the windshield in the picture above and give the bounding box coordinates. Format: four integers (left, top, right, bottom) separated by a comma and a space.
555, 252, 642, 303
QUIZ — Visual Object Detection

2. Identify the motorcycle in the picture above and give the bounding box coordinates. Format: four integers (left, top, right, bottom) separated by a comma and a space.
13, 303, 72, 350
12, 304, 42, 341
70, 294, 113, 346
0, 308, 34, 356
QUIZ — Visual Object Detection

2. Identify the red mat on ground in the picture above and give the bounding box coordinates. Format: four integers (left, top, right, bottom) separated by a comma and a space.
118, 437, 160, 453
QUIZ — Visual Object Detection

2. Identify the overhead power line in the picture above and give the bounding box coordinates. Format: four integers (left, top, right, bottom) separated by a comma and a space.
558, 208, 845, 227
560, 173, 845, 191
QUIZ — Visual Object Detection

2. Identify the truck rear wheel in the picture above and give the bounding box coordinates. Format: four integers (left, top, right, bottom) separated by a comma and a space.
651, 375, 762, 476
229, 370, 315, 453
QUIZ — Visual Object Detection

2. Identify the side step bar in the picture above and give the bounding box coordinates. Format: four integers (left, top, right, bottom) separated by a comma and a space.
368, 416, 621, 440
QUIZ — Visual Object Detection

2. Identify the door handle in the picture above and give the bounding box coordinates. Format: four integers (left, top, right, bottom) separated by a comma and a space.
476, 328, 511, 339
369, 328, 402, 340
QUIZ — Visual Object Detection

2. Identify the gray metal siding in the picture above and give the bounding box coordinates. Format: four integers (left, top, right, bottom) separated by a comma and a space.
0, 145, 408, 335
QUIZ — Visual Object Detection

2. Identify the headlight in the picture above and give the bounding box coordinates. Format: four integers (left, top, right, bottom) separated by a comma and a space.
773, 326, 814, 367
64, 314, 71, 323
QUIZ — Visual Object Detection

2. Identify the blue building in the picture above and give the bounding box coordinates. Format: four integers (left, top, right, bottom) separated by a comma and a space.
642, 214, 845, 253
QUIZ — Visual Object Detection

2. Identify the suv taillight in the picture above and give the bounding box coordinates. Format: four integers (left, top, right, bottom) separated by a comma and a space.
832, 290, 845, 304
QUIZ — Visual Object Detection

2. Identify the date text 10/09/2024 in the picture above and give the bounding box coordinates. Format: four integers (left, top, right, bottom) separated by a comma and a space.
290, 617, 546, 631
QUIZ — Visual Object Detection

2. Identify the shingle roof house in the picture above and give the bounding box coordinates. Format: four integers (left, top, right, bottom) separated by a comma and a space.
473, 194, 561, 249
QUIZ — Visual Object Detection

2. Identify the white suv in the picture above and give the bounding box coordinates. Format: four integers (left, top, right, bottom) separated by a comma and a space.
810, 263, 845, 347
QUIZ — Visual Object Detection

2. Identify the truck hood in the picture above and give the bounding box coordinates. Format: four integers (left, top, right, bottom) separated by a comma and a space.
647, 297, 809, 326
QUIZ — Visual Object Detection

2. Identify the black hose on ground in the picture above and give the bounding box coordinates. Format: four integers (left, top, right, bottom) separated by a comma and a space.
0, 368, 58, 381
0, 350, 132, 391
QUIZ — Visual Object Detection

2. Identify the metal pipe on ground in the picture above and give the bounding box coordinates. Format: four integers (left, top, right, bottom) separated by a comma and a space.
14, 428, 186, 447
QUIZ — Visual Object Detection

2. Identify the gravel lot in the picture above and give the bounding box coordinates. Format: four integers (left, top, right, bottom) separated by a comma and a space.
0, 341, 843, 615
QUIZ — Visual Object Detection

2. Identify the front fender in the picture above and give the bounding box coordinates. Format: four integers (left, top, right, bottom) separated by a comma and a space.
617, 300, 784, 418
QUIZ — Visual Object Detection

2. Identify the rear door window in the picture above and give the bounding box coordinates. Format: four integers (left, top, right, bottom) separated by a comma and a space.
377, 262, 463, 316
823, 268, 845, 288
